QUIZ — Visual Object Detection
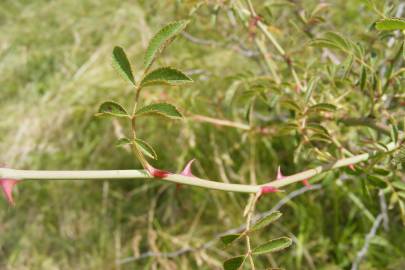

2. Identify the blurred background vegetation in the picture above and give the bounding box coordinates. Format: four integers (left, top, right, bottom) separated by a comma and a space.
0, 0, 404, 269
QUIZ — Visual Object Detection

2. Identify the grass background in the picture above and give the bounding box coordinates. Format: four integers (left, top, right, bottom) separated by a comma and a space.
0, 0, 404, 269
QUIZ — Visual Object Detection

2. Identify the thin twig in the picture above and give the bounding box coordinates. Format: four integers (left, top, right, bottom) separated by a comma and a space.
181, 32, 258, 58
191, 114, 275, 135
245, 192, 261, 269
350, 214, 384, 270
378, 190, 389, 231
181, 32, 218, 46
191, 114, 250, 130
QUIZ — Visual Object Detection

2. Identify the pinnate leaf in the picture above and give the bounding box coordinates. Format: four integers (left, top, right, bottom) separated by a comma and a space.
223, 256, 245, 270
95, 101, 129, 118
375, 18, 405, 31
134, 138, 157, 160
252, 237, 292, 255
220, 234, 242, 245
141, 67, 192, 87
135, 103, 182, 119
251, 211, 282, 232
112, 46, 135, 84
144, 20, 189, 69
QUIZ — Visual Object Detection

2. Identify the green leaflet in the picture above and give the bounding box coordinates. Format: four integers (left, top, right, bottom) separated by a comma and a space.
95, 101, 129, 118
250, 211, 282, 232
310, 32, 351, 51
310, 32, 365, 60
135, 103, 182, 119
392, 144, 405, 166
367, 175, 387, 189
115, 137, 157, 159
133, 138, 157, 160
141, 67, 192, 87
280, 98, 302, 112
220, 234, 242, 245
360, 65, 367, 91
375, 18, 405, 31
252, 237, 292, 255
309, 133, 332, 144
144, 20, 189, 69
304, 77, 318, 104
223, 256, 245, 270
306, 123, 330, 136
112, 46, 135, 84
393, 181, 405, 191
308, 103, 337, 113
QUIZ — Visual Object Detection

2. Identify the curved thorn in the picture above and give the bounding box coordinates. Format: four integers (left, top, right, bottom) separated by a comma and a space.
276, 166, 284, 180
180, 159, 196, 177
0, 179, 19, 206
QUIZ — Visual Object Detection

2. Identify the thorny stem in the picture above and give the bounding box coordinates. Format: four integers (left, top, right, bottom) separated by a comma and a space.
0, 141, 398, 193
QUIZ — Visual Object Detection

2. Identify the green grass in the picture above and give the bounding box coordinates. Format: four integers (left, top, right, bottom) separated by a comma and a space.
1, 0, 405, 269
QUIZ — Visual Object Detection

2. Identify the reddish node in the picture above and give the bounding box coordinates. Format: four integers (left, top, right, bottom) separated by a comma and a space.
260, 186, 281, 194
302, 179, 312, 187
146, 165, 170, 179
